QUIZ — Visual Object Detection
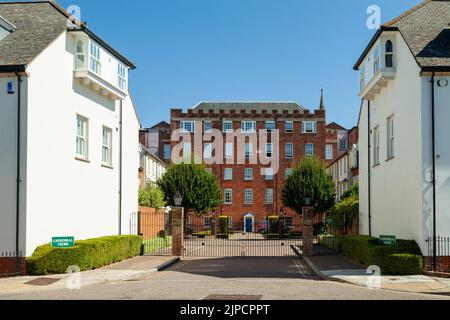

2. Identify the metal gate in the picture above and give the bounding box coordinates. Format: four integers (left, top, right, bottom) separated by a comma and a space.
130, 209, 172, 255
183, 215, 305, 257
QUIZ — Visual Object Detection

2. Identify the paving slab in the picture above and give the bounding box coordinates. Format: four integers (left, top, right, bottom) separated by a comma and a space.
0, 256, 179, 296
303, 255, 450, 296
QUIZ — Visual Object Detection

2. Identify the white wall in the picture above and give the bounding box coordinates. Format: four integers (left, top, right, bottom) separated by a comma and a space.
359, 32, 426, 252
0, 76, 28, 253
120, 95, 140, 235
422, 75, 450, 239
22, 31, 138, 255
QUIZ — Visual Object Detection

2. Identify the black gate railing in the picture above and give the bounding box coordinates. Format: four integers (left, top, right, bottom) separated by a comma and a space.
130, 210, 172, 255
183, 216, 342, 258
426, 236, 450, 273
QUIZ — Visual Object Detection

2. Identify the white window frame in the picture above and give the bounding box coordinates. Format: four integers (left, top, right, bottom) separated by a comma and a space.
163, 144, 171, 160
264, 168, 274, 181
76, 115, 89, 160
75, 40, 85, 70
285, 121, 293, 133
326, 144, 333, 160
89, 41, 101, 75
302, 121, 317, 134
118, 63, 127, 90
180, 121, 195, 133
204, 217, 212, 228
285, 143, 293, 159
245, 143, 253, 158
223, 120, 233, 133
265, 189, 274, 204
373, 126, 380, 165
387, 115, 395, 159
244, 189, 253, 205
224, 189, 233, 205
224, 168, 233, 181
244, 168, 253, 181
204, 143, 213, 159
102, 126, 112, 166
373, 43, 380, 75
305, 143, 314, 157
204, 121, 213, 133
225, 142, 234, 159
183, 142, 192, 162
265, 143, 273, 157
241, 121, 256, 133
265, 121, 275, 132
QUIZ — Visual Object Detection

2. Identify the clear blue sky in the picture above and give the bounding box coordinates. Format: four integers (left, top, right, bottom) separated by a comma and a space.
55, 0, 421, 129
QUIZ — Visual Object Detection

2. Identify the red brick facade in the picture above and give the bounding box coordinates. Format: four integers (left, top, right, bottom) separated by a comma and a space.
0, 257, 26, 278
170, 105, 327, 225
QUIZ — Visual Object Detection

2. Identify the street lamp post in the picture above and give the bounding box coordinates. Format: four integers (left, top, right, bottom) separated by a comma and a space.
174, 192, 182, 207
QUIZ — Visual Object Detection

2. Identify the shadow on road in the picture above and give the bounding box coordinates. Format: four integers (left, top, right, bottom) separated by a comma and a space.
165, 256, 320, 280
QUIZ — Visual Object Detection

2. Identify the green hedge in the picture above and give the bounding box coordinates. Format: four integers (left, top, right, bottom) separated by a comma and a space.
27, 235, 142, 275
217, 216, 230, 239
339, 235, 423, 275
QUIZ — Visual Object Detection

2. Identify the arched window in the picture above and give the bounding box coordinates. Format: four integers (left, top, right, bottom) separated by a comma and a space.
75, 40, 85, 70
385, 40, 393, 68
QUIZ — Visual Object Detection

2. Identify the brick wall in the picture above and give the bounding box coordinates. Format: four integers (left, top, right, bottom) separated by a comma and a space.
425, 256, 450, 273
170, 107, 327, 225
0, 257, 26, 278
138, 207, 167, 240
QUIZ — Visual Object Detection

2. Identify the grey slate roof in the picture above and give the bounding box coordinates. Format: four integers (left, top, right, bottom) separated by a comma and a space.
384, 0, 450, 68
0, 2, 67, 66
193, 102, 306, 112
0, 1, 134, 68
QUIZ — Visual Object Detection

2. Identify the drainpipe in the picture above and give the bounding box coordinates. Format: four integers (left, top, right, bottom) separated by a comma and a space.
15, 72, 22, 274
430, 72, 437, 271
118, 100, 123, 235
367, 99, 372, 237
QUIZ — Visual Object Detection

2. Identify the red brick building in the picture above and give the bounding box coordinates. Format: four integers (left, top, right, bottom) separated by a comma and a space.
170, 97, 330, 230
140, 121, 172, 164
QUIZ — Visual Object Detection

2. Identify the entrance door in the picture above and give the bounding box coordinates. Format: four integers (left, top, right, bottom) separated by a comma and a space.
245, 218, 253, 233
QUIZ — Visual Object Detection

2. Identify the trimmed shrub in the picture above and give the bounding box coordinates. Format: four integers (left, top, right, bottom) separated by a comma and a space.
267, 216, 280, 239
338, 235, 423, 275
27, 235, 142, 275
217, 216, 230, 239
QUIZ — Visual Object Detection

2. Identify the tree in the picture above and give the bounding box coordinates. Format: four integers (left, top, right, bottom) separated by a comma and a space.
157, 164, 222, 216
329, 184, 359, 234
138, 184, 166, 208
282, 157, 335, 214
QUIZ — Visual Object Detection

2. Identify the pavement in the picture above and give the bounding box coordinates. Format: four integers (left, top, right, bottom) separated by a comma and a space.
303, 255, 450, 296
0, 255, 179, 296
1, 257, 449, 300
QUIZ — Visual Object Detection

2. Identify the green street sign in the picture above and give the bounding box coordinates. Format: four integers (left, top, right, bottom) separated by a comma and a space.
52, 237, 75, 248
379, 235, 396, 246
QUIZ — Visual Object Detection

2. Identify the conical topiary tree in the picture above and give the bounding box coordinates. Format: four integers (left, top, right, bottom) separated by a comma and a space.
282, 157, 335, 215
157, 164, 222, 216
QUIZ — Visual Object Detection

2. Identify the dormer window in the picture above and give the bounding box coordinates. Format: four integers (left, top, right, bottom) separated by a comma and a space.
118, 63, 127, 91
373, 43, 380, 75
75, 40, 85, 69
385, 40, 394, 68
89, 42, 101, 75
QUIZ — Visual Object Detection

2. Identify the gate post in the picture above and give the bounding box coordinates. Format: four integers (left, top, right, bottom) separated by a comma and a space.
302, 206, 314, 257
170, 207, 184, 256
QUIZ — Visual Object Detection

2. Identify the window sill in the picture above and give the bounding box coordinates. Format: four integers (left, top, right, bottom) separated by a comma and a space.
75, 157, 90, 163
102, 164, 114, 170
373, 163, 381, 168
386, 156, 395, 162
